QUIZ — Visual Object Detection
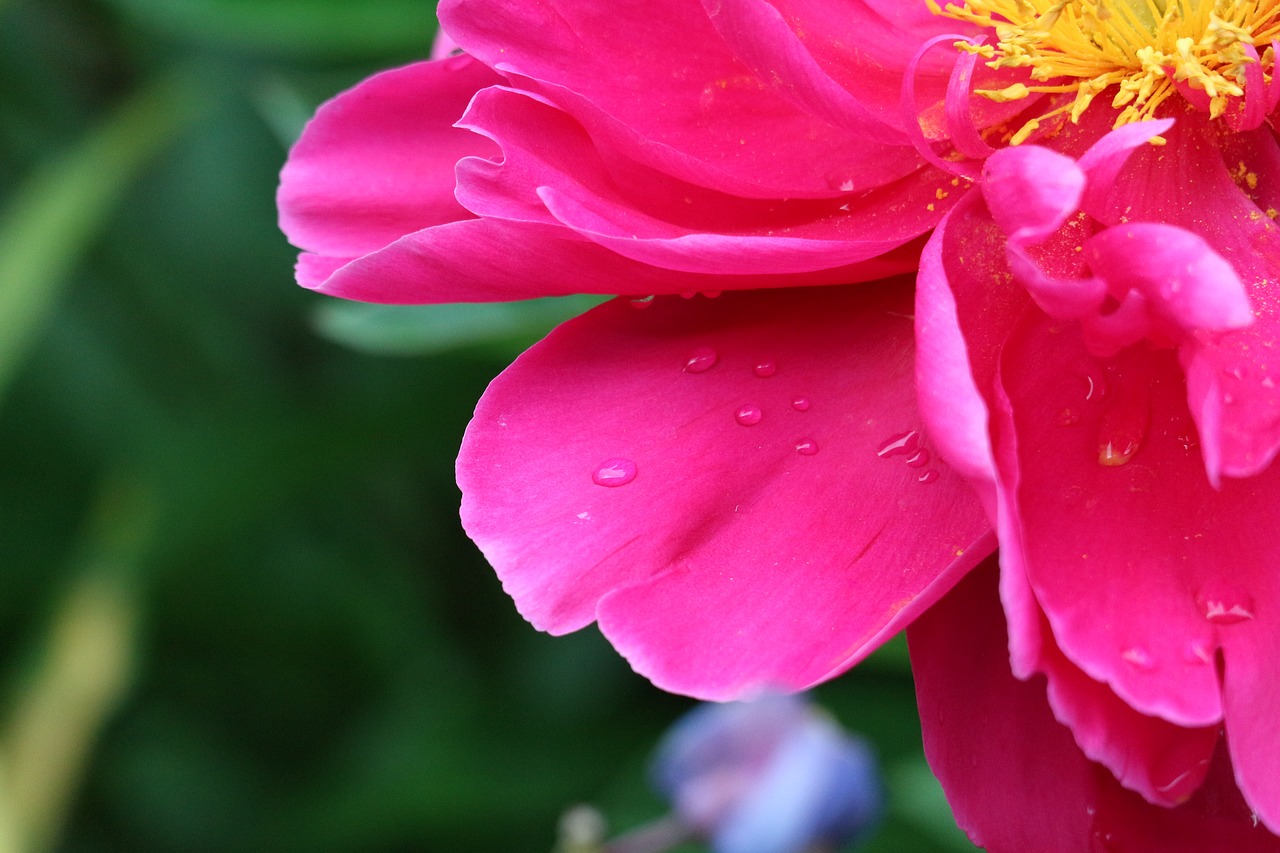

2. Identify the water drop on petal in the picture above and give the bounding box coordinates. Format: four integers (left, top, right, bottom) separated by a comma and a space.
906, 449, 931, 468
753, 359, 777, 378
684, 347, 718, 374
1195, 586, 1256, 625
877, 430, 920, 458
592, 458, 637, 487
795, 438, 819, 456
704, 290, 723, 299
627, 295, 656, 309
679, 290, 697, 299
1121, 647, 1155, 670
1096, 380, 1150, 467
917, 470, 940, 484
791, 396, 811, 412
735, 405, 763, 426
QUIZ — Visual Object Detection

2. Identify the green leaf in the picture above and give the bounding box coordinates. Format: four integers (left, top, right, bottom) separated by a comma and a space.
0, 70, 204, 406
312, 296, 609, 357
102, 0, 438, 59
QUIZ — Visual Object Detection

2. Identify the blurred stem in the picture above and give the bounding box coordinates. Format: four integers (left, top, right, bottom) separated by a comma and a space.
0, 68, 204, 407
603, 815, 691, 853
0, 476, 154, 853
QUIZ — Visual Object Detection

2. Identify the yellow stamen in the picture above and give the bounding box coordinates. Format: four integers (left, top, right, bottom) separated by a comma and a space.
934, 1, 1280, 142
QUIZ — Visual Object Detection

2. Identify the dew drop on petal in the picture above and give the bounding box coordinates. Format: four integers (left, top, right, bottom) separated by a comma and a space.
877, 430, 920, 458
906, 449, 931, 468
753, 359, 777, 378
1121, 647, 1155, 671
735, 405, 763, 426
795, 438, 819, 455
684, 347, 718, 374
592, 458, 637, 487
1183, 641, 1214, 665
679, 290, 697, 299
704, 290, 723, 299
917, 470, 940, 484
1096, 383, 1150, 467
627, 295, 656, 309
1195, 586, 1256, 625
791, 396, 811, 412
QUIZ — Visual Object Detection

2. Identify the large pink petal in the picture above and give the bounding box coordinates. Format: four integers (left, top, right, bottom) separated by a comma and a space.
458, 282, 992, 699
909, 561, 1280, 853
456, 86, 956, 275
994, 312, 1280, 826
277, 56, 501, 258
438, 0, 922, 198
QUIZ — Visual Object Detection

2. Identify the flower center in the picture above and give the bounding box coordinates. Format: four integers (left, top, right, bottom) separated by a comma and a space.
930, 0, 1280, 142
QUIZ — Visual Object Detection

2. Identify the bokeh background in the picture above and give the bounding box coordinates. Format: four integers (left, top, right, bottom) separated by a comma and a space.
0, 1, 976, 850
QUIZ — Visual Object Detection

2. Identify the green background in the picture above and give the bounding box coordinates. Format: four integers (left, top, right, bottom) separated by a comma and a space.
0, 1, 975, 850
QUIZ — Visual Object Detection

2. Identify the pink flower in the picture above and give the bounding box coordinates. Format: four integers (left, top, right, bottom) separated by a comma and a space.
278, 0, 1280, 848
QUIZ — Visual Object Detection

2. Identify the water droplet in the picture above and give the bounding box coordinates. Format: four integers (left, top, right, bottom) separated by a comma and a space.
791, 396, 811, 412
1096, 380, 1150, 467
1195, 586, 1256, 625
753, 359, 777, 378
917, 470, 940, 484
1183, 641, 1214, 665
1121, 647, 1155, 670
627, 295, 655, 309
1177, 434, 1199, 452
877, 430, 920, 458
592, 458, 637, 487
704, 290, 723, 299
684, 346, 718, 374
679, 290, 697, 299
795, 438, 819, 456
735, 404, 763, 426
906, 449, 931, 468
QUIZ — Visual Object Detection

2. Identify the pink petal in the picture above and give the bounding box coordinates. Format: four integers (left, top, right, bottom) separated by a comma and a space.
915, 193, 1025, 512
981, 145, 1085, 244
1033, 607, 1220, 807
277, 56, 501, 258
458, 283, 992, 699
909, 561, 1280, 853
303, 216, 922, 304
994, 320, 1223, 726
699, 0, 908, 143
1081, 114, 1280, 478
438, 0, 923, 199
455, 85, 956, 275
992, 314, 1280, 826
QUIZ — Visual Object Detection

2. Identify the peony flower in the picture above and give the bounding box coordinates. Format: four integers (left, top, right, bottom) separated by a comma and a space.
278, 0, 1280, 848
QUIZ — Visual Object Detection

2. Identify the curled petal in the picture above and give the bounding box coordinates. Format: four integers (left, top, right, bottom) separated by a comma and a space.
278, 56, 501, 259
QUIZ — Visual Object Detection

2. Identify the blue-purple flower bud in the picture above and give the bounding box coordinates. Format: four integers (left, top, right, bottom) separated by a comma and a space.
650, 695, 881, 853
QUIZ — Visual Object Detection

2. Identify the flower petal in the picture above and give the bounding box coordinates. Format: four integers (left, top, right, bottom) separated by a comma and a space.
1084, 115, 1280, 479
458, 283, 992, 699
303, 217, 922, 304
277, 56, 501, 258
439, 0, 922, 198
455, 85, 955, 275
909, 561, 1280, 853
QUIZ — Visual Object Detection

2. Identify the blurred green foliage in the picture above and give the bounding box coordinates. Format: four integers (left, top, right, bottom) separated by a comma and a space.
0, 1, 974, 850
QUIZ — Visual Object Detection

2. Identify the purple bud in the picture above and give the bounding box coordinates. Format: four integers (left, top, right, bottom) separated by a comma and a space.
650, 695, 882, 853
